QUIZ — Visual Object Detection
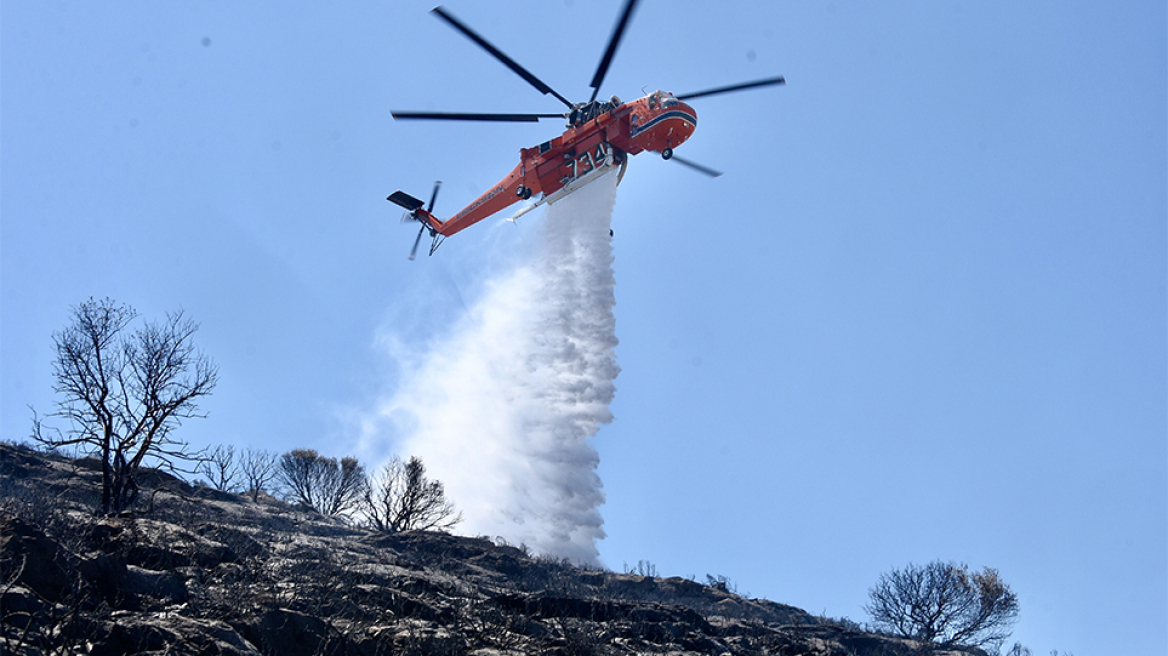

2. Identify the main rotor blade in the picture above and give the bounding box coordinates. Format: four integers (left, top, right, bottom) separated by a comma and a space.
431, 6, 573, 108
677, 76, 786, 101
392, 111, 564, 122
670, 155, 723, 178
589, 0, 640, 102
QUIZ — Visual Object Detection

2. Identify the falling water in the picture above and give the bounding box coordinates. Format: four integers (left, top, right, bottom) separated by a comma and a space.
368, 170, 621, 564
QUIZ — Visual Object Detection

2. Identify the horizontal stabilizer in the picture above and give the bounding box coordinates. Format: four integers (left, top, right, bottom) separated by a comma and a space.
388, 191, 425, 211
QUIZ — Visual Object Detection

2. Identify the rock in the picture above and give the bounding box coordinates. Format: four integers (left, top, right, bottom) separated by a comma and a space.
126, 543, 194, 570
0, 584, 47, 629
391, 624, 466, 656
124, 565, 188, 605
86, 520, 125, 551
0, 444, 53, 478
252, 608, 350, 656
0, 514, 78, 603
196, 523, 266, 561
78, 550, 129, 607
132, 467, 195, 495
89, 614, 259, 656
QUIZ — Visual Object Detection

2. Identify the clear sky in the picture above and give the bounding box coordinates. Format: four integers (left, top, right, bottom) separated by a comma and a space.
2, 1, 1164, 654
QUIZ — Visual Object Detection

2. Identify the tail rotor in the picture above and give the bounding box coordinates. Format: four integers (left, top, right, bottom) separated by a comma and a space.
389, 181, 443, 260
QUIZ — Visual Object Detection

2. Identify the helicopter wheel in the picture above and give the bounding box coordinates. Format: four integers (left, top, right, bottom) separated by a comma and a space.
522, 186, 533, 200
516, 185, 527, 198
661, 147, 673, 160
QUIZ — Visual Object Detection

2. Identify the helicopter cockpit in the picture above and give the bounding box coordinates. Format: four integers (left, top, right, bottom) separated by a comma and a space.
646, 90, 680, 110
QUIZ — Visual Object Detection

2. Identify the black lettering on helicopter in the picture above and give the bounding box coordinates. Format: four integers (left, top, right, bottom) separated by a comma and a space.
576, 152, 594, 176
564, 143, 611, 183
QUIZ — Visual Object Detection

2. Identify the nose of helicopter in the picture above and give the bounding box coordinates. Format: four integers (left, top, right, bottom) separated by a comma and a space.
632, 93, 698, 155
673, 101, 697, 145
653, 100, 697, 154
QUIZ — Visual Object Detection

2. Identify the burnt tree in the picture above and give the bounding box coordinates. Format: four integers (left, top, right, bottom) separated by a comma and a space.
364, 455, 461, 533
277, 449, 367, 518
32, 298, 218, 514
865, 560, 1019, 651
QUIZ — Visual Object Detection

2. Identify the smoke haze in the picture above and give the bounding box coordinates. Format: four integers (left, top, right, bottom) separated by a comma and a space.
366, 171, 621, 564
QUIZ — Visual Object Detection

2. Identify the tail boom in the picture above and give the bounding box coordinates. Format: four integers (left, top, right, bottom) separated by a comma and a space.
389, 163, 531, 238
433, 164, 529, 237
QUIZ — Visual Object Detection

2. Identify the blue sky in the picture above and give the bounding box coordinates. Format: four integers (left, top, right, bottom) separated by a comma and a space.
2, 1, 1164, 653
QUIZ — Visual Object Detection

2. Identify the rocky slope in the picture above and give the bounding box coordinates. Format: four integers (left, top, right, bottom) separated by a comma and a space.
1, 443, 981, 655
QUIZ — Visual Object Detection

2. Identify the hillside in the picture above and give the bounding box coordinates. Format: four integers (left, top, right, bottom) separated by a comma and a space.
1, 443, 983, 655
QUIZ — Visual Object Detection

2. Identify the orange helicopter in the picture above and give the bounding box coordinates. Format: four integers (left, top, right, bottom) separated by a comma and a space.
388, 1, 785, 259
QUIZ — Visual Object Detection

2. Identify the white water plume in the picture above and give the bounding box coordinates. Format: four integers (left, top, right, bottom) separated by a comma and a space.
366, 171, 621, 564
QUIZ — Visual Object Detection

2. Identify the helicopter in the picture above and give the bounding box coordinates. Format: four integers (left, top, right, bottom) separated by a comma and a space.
388, 0, 785, 259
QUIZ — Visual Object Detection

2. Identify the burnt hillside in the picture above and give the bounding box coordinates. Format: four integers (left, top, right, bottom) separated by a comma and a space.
0, 442, 983, 656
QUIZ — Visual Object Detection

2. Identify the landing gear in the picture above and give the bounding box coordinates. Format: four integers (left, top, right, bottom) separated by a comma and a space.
661, 147, 673, 160
516, 185, 532, 200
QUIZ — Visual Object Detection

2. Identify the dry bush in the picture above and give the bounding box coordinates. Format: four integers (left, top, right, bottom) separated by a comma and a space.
197, 445, 238, 492
363, 456, 461, 533
865, 560, 1019, 651
238, 448, 278, 502
277, 449, 366, 518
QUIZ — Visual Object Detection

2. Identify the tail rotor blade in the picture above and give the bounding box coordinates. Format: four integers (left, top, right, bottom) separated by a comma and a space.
670, 155, 723, 178
408, 224, 426, 261
427, 181, 442, 213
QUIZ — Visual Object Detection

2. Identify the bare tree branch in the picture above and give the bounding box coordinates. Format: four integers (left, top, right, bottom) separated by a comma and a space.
239, 448, 278, 502
363, 456, 462, 533
198, 445, 239, 492
30, 298, 218, 514
865, 560, 1019, 651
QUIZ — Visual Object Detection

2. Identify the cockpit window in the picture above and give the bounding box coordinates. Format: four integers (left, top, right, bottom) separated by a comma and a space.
648, 90, 679, 110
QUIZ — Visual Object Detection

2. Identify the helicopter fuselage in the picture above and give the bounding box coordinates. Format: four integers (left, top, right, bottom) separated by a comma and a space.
419, 90, 696, 238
